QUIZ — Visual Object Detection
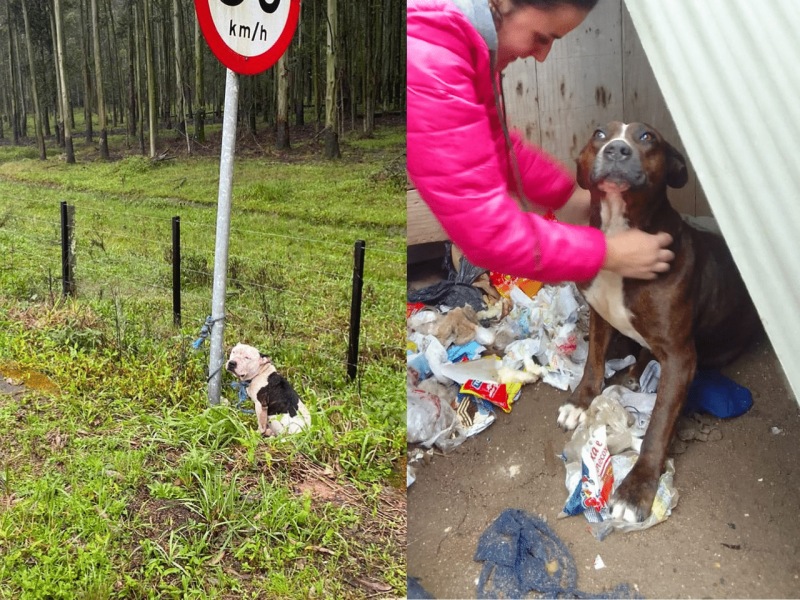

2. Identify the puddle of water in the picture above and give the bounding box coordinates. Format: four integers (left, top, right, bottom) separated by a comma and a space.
0, 364, 60, 396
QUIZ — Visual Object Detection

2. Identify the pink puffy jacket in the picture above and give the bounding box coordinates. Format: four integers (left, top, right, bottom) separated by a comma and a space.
407, 0, 606, 282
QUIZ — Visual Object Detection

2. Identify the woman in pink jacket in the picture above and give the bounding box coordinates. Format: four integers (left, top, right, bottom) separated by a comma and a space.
407, 0, 674, 283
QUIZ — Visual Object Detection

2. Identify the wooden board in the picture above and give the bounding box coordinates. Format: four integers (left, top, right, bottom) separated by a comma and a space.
407, 188, 448, 246
500, 0, 710, 217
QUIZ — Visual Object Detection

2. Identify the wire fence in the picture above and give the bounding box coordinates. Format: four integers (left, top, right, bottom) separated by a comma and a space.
0, 197, 405, 395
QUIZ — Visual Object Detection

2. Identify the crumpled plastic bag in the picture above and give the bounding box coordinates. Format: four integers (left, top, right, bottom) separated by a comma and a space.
407, 387, 466, 452
406, 242, 488, 312
562, 393, 642, 464
559, 389, 679, 540
503, 283, 589, 391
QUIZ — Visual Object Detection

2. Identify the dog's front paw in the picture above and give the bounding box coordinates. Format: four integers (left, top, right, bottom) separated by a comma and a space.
557, 402, 586, 431
610, 466, 659, 523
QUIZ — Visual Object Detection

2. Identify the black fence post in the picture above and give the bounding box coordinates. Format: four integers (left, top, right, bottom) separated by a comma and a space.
60, 201, 75, 297
172, 216, 181, 327
347, 240, 366, 381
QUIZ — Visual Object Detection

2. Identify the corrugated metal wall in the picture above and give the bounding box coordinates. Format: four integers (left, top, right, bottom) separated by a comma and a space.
623, 0, 800, 402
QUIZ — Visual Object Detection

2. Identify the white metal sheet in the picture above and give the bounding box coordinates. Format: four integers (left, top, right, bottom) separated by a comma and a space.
624, 0, 800, 402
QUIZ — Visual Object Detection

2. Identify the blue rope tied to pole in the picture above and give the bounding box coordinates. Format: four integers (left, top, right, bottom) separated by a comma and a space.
192, 315, 224, 350
230, 380, 254, 414
191, 315, 251, 414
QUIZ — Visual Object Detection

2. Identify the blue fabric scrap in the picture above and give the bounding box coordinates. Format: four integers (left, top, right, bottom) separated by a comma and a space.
474, 509, 641, 599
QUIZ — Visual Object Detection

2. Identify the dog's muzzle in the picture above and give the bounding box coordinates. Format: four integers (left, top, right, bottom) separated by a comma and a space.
226, 360, 237, 373
592, 140, 647, 188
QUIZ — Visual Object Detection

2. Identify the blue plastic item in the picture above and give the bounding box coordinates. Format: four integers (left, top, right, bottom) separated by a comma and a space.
685, 368, 753, 418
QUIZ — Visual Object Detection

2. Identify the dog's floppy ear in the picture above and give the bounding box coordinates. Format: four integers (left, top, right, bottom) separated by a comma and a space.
575, 143, 593, 190
259, 352, 271, 365
664, 142, 688, 189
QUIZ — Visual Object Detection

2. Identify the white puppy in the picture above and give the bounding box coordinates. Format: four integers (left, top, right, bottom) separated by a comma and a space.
225, 343, 311, 436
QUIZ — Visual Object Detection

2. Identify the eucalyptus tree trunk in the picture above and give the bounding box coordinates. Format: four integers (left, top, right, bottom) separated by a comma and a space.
312, 0, 320, 126
276, 51, 290, 150
159, 1, 172, 127
48, 6, 63, 146
133, 0, 145, 154
193, 10, 205, 143
324, 0, 339, 158
143, 0, 157, 157
127, 15, 136, 138
54, 0, 75, 162
294, 11, 304, 128
21, 0, 46, 159
13, 26, 28, 138
91, 0, 109, 158
103, 0, 121, 127
0, 75, 5, 139
172, 0, 190, 153
362, 0, 377, 137
79, 0, 94, 143
246, 75, 257, 135
5, 0, 20, 145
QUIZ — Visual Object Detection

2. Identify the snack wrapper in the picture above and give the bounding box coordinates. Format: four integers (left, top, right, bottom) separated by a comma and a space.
559, 391, 680, 540
459, 379, 522, 413
407, 302, 426, 318
562, 425, 614, 517
454, 392, 496, 437
489, 272, 543, 300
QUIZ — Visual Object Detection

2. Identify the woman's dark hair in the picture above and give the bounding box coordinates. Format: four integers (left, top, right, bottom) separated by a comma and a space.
510, 0, 599, 10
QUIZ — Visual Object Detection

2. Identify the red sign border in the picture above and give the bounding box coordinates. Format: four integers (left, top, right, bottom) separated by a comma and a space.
195, 0, 300, 75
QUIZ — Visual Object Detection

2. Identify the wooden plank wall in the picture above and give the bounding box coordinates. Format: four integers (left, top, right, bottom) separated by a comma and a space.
407, 187, 446, 246
502, 0, 709, 216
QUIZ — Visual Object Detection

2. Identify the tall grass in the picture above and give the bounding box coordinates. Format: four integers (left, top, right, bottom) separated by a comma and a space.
0, 121, 406, 598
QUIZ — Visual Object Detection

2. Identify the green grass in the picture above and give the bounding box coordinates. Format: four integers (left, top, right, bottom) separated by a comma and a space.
0, 119, 406, 598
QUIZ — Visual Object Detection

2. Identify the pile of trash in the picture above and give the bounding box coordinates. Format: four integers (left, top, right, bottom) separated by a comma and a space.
555, 360, 753, 539
407, 244, 753, 540
407, 244, 590, 459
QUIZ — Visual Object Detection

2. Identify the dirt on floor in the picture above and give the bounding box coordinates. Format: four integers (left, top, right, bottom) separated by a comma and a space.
407, 259, 800, 600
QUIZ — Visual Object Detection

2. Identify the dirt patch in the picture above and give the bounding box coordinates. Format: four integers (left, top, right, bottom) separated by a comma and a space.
408, 336, 800, 599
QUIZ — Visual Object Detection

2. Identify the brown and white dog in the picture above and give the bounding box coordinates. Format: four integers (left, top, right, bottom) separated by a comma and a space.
558, 122, 761, 522
226, 343, 311, 436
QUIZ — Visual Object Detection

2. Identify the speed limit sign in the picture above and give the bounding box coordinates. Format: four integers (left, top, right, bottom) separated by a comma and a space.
195, 0, 301, 75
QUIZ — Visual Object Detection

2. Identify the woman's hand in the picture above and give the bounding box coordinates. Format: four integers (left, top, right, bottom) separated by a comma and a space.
603, 229, 675, 280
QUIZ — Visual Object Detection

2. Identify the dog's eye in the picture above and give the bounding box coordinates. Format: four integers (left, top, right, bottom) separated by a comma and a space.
593, 130, 606, 140
640, 132, 654, 142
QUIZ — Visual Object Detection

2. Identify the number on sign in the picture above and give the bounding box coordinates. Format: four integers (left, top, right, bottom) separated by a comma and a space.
219, 0, 280, 14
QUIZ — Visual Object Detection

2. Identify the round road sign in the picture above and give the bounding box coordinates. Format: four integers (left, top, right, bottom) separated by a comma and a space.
195, 0, 300, 75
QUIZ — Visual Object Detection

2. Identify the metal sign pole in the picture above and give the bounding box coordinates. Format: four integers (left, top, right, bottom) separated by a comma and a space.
208, 68, 239, 405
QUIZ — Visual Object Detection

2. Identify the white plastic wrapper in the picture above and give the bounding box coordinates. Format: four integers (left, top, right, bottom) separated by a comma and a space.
503, 283, 589, 392
407, 387, 466, 452
439, 355, 503, 385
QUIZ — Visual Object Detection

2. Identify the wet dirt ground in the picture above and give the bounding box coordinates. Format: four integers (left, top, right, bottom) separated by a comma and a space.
407, 256, 800, 599
408, 336, 800, 599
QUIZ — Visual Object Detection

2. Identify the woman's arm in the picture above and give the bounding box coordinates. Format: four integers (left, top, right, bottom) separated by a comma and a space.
407, 1, 606, 282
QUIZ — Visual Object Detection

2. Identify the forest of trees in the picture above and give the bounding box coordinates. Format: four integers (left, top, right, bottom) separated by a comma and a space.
0, 0, 406, 161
